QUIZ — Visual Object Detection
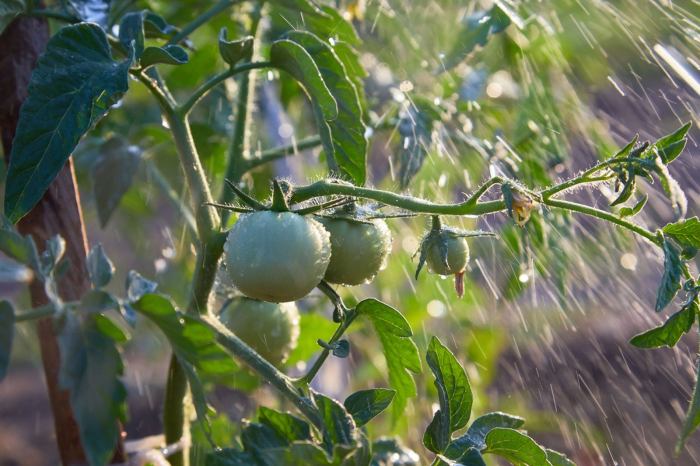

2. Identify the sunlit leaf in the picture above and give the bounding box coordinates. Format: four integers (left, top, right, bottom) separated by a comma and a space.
141, 45, 188, 68
546, 448, 576, 466
483, 428, 550, 466
423, 336, 473, 454
4, 24, 131, 223
313, 391, 358, 456
344, 388, 395, 427
206, 449, 257, 466
618, 195, 647, 218
356, 299, 421, 420
258, 407, 312, 443
663, 217, 700, 250
0, 300, 14, 380
286, 31, 366, 184
654, 122, 691, 164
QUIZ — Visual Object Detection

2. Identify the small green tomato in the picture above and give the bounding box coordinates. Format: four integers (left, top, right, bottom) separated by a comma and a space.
418, 228, 470, 298
225, 210, 331, 302
317, 216, 392, 286
219, 297, 300, 366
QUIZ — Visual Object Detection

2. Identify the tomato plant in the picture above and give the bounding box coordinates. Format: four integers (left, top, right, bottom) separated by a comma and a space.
0, 1, 699, 466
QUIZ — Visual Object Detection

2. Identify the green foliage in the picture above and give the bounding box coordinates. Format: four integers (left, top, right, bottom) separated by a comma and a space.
0, 0, 23, 35
86, 244, 115, 288
140, 44, 189, 68
356, 299, 421, 419
423, 336, 472, 453
344, 388, 396, 427
4, 24, 131, 223
663, 217, 700, 250
630, 301, 697, 348
483, 428, 549, 465
655, 239, 683, 312
57, 312, 127, 466
218, 29, 253, 67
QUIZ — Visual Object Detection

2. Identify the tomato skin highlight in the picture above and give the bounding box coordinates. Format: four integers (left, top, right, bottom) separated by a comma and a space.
317, 216, 392, 286
425, 234, 469, 276
219, 297, 300, 366
225, 211, 331, 302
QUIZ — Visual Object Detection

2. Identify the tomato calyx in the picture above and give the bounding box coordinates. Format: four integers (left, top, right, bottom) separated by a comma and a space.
501, 182, 539, 227
415, 215, 495, 297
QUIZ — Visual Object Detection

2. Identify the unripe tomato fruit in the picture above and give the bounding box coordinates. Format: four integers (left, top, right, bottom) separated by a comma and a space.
225, 211, 331, 302
317, 216, 392, 286
219, 297, 300, 366
425, 234, 469, 276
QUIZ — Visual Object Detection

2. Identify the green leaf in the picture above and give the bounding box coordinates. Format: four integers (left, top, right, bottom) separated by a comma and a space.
545, 449, 576, 466
423, 336, 473, 454
57, 312, 127, 466
445, 412, 525, 458
630, 301, 697, 348
0, 220, 36, 265
258, 407, 312, 443
269, 38, 338, 121
4, 24, 131, 223
68, 0, 110, 27
618, 194, 647, 218
656, 239, 684, 312
313, 391, 358, 455
344, 388, 396, 427
677, 356, 700, 454
131, 293, 238, 376
0, 300, 15, 380
257, 442, 332, 466
86, 244, 115, 288
92, 137, 142, 227
664, 217, 700, 250
81, 289, 119, 314
242, 421, 287, 453
140, 44, 188, 68
483, 428, 550, 466
455, 448, 487, 466
396, 98, 441, 188
206, 449, 258, 466
0, 0, 24, 35
125, 270, 158, 301
219, 28, 254, 67
356, 299, 421, 419
300, 5, 361, 46
286, 31, 367, 185
331, 41, 368, 114
118, 11, 145, 58
655, 122, 691, 164
370, 438, 420, 466
442, 2, 516, 70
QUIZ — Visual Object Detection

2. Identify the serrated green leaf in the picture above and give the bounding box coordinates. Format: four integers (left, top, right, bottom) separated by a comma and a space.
442, 3, 515, 70
286, 31, 366, 184
656, 239, 684, 312
270, 39, 338, 120
445, 412, 525, 458
86, 244, 114, 288
258, 407, 312, 443
356, 299, 421, 420
423, 336, 473, 453
664, 217, 700, 250
655, 122, 691, 164
313, 391, 358, 455
483, 428, 550, 466
344, 388, 395, 427
677, 355, 700, 454
331, 41, 367, 115
219, 28, 254, 67
4, 24, 131, 223
0, 300, 15, 380
630, 301, 696, 348
545, 449, 576, 466
618, 194, 647, 218
140, 44, 188, 68
92, 137, 142, 227
0, 0, 24, 35
57, 312, 127, 466
131, 293, 238, 376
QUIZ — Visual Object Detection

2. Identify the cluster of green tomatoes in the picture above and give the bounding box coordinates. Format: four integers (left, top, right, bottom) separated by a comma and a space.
215, 180, 477, 367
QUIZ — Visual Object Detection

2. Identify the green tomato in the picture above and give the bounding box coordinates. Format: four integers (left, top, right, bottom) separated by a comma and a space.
225, 211, 331, 302
317, 216, 392, 286
425, 234, 469, 276
219, 297, 299, 366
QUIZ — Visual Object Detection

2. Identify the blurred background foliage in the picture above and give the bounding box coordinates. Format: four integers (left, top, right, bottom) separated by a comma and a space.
2, 0, 700, 465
